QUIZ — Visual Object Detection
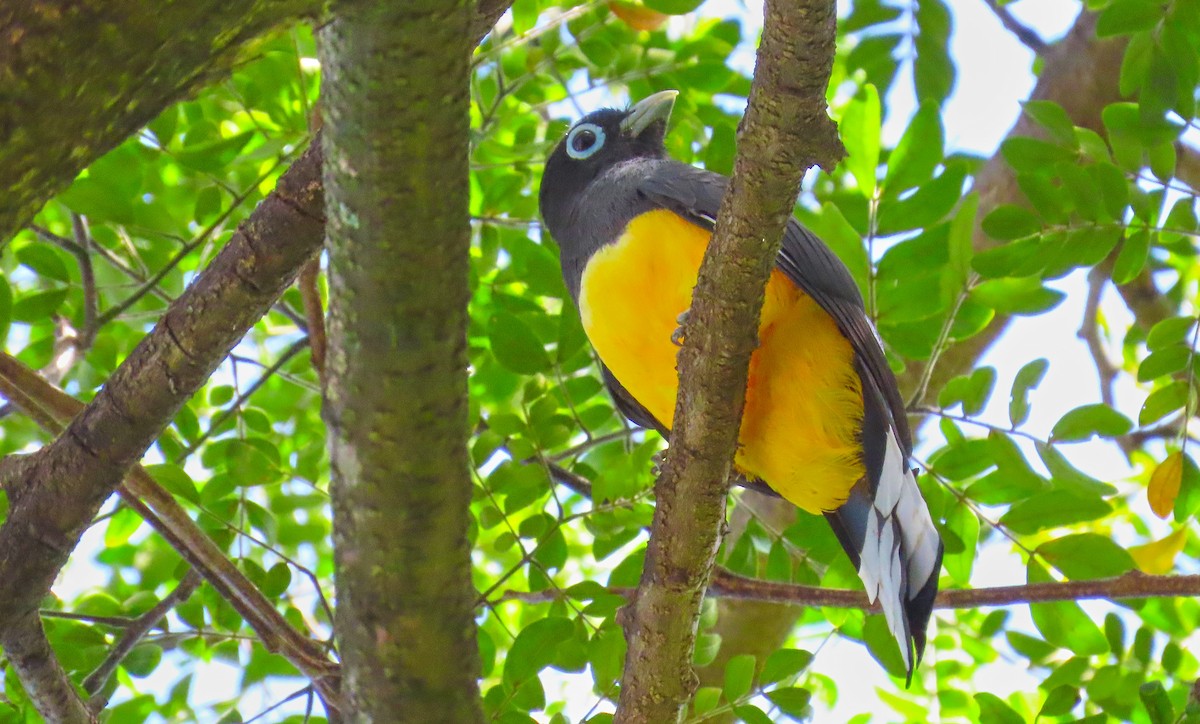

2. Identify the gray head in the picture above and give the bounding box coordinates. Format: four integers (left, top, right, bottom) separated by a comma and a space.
538, 91, 679, 238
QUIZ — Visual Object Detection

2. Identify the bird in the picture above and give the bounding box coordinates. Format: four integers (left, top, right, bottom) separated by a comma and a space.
538, 90, 944, 679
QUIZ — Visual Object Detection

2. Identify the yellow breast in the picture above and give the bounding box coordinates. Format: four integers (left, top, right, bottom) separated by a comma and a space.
578, 209, 865, 513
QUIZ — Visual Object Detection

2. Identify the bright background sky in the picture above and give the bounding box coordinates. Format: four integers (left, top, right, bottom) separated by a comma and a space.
48, 0, 1168, 721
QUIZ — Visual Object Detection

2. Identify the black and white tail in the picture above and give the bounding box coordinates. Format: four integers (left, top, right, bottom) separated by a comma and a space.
826, 380, 943, 683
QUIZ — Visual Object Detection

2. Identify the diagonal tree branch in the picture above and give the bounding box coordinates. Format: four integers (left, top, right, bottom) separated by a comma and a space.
2, 611, 94, 723
0, 141, 343, 718
613, 0, 844, 720
81, 570, 203, 707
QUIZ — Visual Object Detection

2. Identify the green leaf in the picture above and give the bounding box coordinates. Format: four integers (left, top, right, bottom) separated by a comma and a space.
1138, 346, 1190, 382
764, 687, 812, 719
943, 501, 980, 584
693, 687, 722, 716
1037, 533, 1135, 580
144, 463, 200, 504
1036, 442, 1117, 497
1097, 0, 1163, 37
504, 617, 574, 685
693, 632, 722, 667
1028, 559, 1109, 656
760, 648, 813, 685
809, 203, 870, 299
875, 162, 967, 235
723, 653, 756, 703
938, 366, 997, 416
490, 312, 550, 375
970, 278, 1064, 315
1001, 137, 1076, 173
1113, 227, 1151, 284
883, 101, 944, 195
1039, 686, 1080, 718
1139, 681, 1175, 724
1021, 100, 1077, 146
840, 85, 881, 197
981, 205, 1041, 241
1147, 316, 1195, 351
1050, 404, 1133, 442
974, 693, 1024, 724
1140, 380, 1190, 425
732, 705, 774, 724
16, 245, 70, 282
122, 644, 164, 678
1000, 490, 1112, 534
641, 0, 703, 14
947, 192, 978, 283
0, 276, 12, 351
1009, 358, 1049, 427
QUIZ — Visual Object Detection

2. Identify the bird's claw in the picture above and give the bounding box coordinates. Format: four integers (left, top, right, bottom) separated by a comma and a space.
651, 449, 668, 476
671, 309, 690, 347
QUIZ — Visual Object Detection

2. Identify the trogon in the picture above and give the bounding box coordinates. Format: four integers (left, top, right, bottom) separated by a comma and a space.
538, 90, 943, 677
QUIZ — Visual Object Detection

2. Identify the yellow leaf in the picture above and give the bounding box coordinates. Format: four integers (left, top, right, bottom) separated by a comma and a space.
1148, 452, 1184, 519
608, 2, 668, 31
1129, 527, 1189, 575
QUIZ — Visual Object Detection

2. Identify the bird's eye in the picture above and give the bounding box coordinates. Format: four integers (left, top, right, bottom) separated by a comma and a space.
566, 123, 605, 160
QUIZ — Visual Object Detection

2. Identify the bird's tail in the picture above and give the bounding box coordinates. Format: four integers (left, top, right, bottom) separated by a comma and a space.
825, 426, 943, 683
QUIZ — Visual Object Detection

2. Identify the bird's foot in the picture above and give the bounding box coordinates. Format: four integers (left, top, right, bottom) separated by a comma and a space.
651, 449, 669, 476
671, 309, 690, 347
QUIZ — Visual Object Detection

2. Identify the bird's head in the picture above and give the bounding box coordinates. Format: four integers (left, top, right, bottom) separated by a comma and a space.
539, 90, 678, 230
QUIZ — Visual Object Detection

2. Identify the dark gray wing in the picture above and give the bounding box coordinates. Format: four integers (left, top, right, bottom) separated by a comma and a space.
639, 161, 942, 675
601, 364, 664, 434
636, 161, 911, 454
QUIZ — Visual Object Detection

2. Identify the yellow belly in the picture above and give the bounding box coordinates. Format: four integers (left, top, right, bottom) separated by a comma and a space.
578, 210, 865, 513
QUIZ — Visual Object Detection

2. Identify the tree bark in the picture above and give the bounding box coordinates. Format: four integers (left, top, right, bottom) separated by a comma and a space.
318, 1, 482, 720
613, 0, 844, 721
0, 0, 321, 244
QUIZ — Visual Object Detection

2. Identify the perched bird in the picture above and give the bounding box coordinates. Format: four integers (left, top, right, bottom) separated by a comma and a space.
538, 90, 943, 677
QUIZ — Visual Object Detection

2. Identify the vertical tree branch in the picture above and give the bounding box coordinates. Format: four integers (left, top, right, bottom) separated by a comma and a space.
613, 0, 844, 721
318, 1, 482, 720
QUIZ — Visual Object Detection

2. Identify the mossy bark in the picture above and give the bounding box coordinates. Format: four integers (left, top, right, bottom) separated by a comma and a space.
318, 0, 482, 720
0, 0, 319, 243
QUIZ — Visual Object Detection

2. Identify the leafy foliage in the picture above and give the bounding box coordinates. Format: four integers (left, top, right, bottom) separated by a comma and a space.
3, 0, 1200, 722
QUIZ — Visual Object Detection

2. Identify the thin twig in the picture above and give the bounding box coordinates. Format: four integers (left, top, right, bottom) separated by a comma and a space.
71, 214, 99, 349
82, 570, 203, 702
174, 337, 311, 461
298, 259, 326, 383
983, 0, 1047, 54
1078, 266, 1118, 408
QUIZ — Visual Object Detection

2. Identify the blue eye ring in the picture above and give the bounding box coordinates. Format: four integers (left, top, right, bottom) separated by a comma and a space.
566, 123, 605, 160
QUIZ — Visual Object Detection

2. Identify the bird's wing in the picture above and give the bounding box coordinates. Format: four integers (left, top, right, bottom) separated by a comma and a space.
636, 162, 910, 451
638, 161, 941, 678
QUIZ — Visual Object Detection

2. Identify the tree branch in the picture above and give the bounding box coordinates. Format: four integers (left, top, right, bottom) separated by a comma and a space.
319, 0, 482, 720
0, 347, 342, 716
82, 570, 203, 706
2, 611, 94, 723
982, 0, 1047, 54
1, 0, 514, 247
613, 0, 844, 720
496, 569, 1200, 610
0, 141, 344, 719
0, 0, 322, 245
